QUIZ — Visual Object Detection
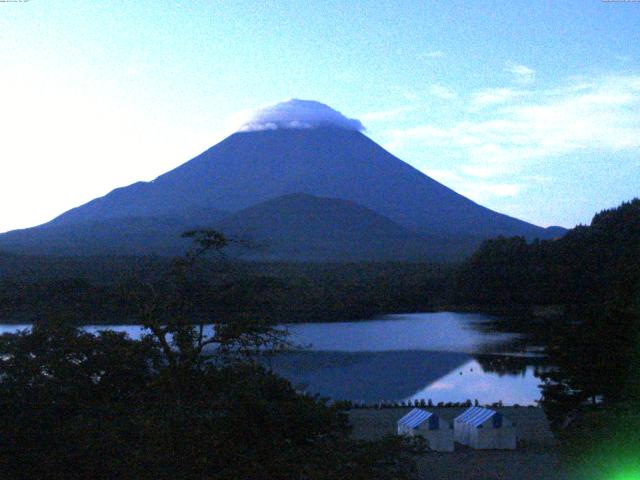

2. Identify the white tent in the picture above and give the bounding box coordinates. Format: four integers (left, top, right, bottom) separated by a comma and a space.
454, 406, 516, 450
397, 408, 454, 452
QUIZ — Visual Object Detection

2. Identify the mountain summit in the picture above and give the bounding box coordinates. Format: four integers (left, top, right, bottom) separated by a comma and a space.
0, 100, 562, 260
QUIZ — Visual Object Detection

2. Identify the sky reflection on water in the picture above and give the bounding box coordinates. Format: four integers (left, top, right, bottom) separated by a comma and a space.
403, 360, 542, 406
0, 312, 544, 404
285, 312, 521, 354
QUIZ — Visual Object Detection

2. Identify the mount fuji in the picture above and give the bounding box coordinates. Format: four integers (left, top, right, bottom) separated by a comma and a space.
0, 100, 563, 261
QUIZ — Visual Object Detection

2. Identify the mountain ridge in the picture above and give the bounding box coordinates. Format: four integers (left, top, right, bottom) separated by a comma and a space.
1, 126, 564, 260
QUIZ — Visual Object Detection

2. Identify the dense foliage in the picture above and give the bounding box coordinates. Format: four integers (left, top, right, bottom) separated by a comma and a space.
454, 200, 640, 399
0, 232, 416, 479
453, 198, 640, 310
0, 321, 415, 479
451, 200, 640, 417
0, 257, 451, 324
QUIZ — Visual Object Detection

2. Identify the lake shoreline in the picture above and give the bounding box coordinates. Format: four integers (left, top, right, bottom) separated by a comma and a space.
0, 303, 582, 326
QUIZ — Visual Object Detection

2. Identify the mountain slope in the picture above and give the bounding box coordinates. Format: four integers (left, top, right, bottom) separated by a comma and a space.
0, 210, 228, 256
0, 194, 477, 260
216, 193, 475, 261
1, 124, 564, 260
45, 127, 557, 240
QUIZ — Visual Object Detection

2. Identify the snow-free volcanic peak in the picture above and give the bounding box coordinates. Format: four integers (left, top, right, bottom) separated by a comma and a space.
234, 99, 365, 132
0, 109, 565, 259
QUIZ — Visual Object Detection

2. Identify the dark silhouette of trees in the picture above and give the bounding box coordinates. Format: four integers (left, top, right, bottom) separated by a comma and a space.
0, 256, 452, 325
452, 199, 640, 474
0, 231, 416, 479
453, 198, 640, 310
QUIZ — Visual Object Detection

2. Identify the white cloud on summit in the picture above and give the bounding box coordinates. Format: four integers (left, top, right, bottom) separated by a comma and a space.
231, 99, 365, 132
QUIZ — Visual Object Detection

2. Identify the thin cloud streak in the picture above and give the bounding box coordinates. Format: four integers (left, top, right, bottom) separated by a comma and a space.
423, 50, 445, 58
429, 84, 457, 100
471, 88, 529, 109
506, 63, 536, 84
387, 73, 640, 200
427, 168, 522, 201
360, 106, 414, 122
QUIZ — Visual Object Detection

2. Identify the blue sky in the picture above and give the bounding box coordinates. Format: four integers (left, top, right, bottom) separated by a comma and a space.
1, 0, 639, 232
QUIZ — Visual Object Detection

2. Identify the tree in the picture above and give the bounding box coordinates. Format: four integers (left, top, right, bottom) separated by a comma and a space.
0, 231, 417, 479
132, 230, 291, 371
0, 319, 160, 478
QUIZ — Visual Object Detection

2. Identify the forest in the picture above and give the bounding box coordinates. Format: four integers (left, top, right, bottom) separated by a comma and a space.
3, 201, 637, 326
0, 255, 452, 324
452, 199, 640, 311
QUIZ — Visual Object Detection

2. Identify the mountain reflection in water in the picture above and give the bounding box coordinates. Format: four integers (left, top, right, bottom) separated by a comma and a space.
0, 312, 547, 405
267, 350, 470, 403
275, 312, 546, 405
267, 350, 545, 405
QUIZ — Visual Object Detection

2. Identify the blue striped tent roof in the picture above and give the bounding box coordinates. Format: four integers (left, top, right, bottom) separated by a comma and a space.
397, 408, 433, 428
455, 407, 497, 427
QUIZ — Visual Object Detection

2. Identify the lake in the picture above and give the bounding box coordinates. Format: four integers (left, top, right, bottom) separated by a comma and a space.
0, 312, 547, 405
276, 312, 547, 405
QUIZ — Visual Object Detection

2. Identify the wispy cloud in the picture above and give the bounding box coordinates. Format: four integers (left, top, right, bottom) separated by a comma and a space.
423, 50, 445, 59
429, 83, 457, 100
471, 88, 528, 109
615, 54, 631, 63
427, 168, 522, 201
360, 106, 413, 122
506, 63, 535, 84
388, 73, 640, 199
389, 86, 419, 101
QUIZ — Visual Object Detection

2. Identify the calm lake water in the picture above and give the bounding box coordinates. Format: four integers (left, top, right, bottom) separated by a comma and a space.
278, 312, 546, 405
0, 312, 546, 405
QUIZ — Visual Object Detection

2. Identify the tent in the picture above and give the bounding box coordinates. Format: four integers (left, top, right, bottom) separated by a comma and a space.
454, 406, 516, 450
397, 408, 454, 452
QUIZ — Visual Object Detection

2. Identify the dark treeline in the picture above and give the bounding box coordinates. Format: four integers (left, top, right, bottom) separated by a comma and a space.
3, 199, 638, 327
451, 200, 640, 412
453, 199, 640, 477
0, 257, 452, 324
3, 199, 638, 323
452, 199, 640, 311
